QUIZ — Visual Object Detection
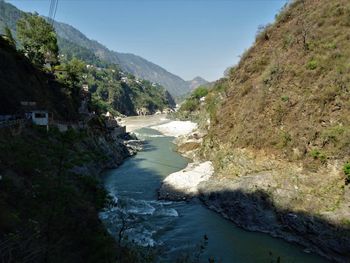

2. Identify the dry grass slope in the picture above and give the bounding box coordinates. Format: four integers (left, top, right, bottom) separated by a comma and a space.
210, 0, 350, 166
198, 2, 350, 260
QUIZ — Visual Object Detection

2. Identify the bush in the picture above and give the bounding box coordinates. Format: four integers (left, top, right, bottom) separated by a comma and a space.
310, 149, 327, 163
321, 125, 345, 143
180, 99, 199, 112
281, 95, 289, 102
283, 34, 295, 49
344, 162, 350, 183
306, 60, 318, 70
192, 86, 209, 99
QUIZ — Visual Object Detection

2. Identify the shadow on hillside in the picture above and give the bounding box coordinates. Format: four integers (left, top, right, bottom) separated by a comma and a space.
0, 38, 80, 120
160, 183, 350, 263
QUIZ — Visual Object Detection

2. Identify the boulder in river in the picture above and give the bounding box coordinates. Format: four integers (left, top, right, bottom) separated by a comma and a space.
159, 161, 214, 200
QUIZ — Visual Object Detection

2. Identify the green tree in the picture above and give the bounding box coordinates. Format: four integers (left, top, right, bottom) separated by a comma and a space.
16, 13, 59, 67
191, 86, 208, 99
65, 58, 86, 87
3, 25, 16, 47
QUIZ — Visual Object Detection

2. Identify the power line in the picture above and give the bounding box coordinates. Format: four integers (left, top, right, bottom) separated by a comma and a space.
48, 0, 58, 25
52, 0, 59, 24
48, 0, 54, 23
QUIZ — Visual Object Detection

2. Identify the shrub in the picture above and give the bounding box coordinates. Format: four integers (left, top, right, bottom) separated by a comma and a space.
256, 24, 271, 42
325, 42, 337, 49
306, 60, 318, 70
310, 149, 327, 163
180, 99, 199, 112
283, 34, 295, 49
344, 162, 350, 183
192, 86, 209, 99
281, 95, 289, 102
278, 131, 292, 148
321, 125, 345, 143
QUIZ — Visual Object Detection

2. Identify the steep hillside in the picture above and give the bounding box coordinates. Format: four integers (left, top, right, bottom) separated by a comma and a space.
82, 65, 176, 116
209, 0, 350, 162
0, 1, 190, 97
116, 52, 189, 96
52, 21, 122, 66
0, 37, 79, 119
54, 20, 189, 96
0, 35, 150, 262
177, 0, 350, 262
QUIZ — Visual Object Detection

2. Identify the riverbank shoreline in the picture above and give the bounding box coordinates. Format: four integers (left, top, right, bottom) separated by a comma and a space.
102, 115, 332, 263
148, 118, 216, 200
144, 117, 347, 263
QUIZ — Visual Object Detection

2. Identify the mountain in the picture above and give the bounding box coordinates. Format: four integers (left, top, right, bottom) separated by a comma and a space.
178, 0, 350, 262
186, 76, 209, 90
0, 0, 190, 97
115, 52, 189, 97
54, 22, 190, 96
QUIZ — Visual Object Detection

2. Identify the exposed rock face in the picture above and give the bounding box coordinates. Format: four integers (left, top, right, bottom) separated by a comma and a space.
199, 178, 350, 263
198, 147, 350, 263
70, 132, 142, 176
159, 161, 214, 200
174, 131, 205, 161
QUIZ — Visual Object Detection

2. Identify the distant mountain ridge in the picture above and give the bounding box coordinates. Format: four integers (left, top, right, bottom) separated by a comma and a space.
186, 76, 209, 90
0, 0, 192, 97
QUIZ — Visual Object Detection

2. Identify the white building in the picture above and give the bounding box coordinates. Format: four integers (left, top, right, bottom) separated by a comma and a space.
28, 111, 49, 126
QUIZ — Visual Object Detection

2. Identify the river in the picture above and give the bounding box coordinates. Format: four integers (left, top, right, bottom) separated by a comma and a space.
100, 120, 329, 262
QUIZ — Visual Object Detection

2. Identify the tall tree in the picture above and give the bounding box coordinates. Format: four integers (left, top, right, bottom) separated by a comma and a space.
65, 58, 86, 87
3, 25, 16, 47
16, 13, 59, 67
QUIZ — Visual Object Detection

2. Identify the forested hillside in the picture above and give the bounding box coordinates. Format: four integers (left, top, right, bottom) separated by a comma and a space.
0, 2, 175, 116
0, 0, 190, 97
0, 37, 79, 119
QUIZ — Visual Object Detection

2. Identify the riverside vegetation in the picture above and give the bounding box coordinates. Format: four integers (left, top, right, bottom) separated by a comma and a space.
0, 13, 174, 262
175, 0, 350, 262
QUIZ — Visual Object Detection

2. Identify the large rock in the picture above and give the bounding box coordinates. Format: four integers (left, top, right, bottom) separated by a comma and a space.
197, 147, 350, 263
159, 161, 214, 200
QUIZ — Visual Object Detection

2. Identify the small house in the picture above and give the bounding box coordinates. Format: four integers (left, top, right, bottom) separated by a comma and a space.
29, 111, 49, 126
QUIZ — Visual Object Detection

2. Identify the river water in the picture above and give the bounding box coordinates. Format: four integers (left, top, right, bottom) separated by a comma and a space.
101, 127, 329, 263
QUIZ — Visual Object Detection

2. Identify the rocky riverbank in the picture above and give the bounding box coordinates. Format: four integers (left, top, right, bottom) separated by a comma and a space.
151, 119, 216, 200
159, 161, 214, 200
152, 118, 350, 263
71, 132, 143, 177
198, 176, 350, 263
196, 146, 350, 263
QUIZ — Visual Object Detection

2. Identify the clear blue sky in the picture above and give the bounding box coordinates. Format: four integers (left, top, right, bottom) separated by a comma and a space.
8, 0, 287, 81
